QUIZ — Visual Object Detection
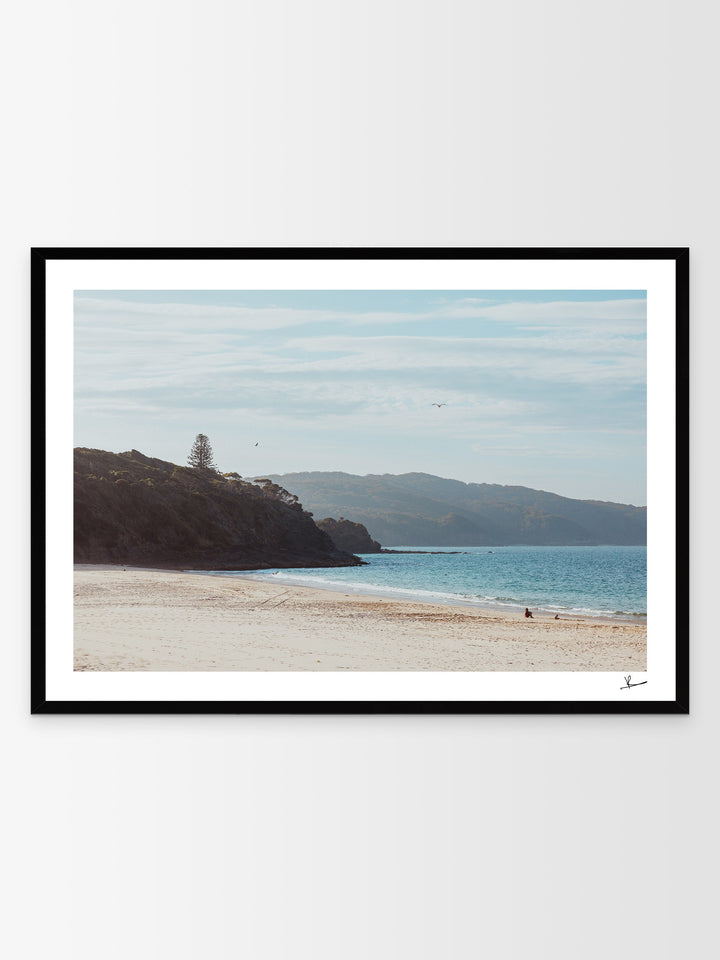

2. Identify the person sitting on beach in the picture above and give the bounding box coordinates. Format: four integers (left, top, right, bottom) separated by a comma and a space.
524, 608, 533, 618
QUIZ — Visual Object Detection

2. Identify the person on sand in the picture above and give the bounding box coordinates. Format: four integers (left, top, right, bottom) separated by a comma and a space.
524, 608, 533, 618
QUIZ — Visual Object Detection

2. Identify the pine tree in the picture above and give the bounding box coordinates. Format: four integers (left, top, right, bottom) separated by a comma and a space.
187, 433, 217, 471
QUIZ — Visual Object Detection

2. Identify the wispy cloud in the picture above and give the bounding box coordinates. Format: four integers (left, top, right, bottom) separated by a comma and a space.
74, 294, 646, 333
274, 333, 645, 385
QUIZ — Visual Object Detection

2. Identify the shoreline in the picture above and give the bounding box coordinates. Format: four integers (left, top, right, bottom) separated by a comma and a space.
76, 562, 644, 624
196, 568, 646, 625
74, 565, 647, 673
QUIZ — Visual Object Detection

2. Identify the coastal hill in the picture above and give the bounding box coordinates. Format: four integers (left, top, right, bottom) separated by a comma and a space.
256, 471, 647, 546
74, 448, 362, 569
316, 517, 382, 554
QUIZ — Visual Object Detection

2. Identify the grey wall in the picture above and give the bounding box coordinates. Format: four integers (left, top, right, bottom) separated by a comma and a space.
5, 2, 714, 958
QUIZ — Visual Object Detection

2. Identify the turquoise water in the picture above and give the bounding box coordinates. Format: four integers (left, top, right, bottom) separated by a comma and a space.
211, 545, 646, 620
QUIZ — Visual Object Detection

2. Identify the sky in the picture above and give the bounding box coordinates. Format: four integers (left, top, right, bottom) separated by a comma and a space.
74, 289, 647, 505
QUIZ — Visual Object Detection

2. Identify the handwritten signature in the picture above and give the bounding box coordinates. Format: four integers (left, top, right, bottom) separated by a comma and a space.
620, 674, 648, 690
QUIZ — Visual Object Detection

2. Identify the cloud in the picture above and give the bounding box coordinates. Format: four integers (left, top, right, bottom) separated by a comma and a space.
74, 296, 444, 331
440, 298, 646, 326
74, 294, 647, 335
280, 333, 646, 384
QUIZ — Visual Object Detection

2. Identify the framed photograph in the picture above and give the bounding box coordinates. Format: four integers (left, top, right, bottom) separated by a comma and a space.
32, 247, 689, 714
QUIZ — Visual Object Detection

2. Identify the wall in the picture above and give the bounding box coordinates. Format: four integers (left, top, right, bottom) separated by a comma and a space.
4, 3, 715, 958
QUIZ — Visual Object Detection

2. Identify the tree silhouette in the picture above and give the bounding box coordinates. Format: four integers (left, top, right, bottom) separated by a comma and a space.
187, 433, 217, 471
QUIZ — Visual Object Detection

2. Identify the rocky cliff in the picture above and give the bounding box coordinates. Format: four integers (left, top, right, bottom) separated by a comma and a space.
74, 448, 363, 570
316, 517, 382, 553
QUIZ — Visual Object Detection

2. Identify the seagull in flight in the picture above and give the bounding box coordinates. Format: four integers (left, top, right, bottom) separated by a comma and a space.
254, 442, 259, 446
431, 402, 447, 408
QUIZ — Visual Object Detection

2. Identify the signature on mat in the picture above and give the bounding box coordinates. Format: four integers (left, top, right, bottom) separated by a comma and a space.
620, 674, 648, 690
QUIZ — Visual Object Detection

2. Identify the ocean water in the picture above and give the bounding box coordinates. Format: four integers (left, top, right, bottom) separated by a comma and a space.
211, 545, 647, 620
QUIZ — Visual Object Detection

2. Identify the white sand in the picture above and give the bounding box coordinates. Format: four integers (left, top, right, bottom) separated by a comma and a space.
73, 565, 647, 672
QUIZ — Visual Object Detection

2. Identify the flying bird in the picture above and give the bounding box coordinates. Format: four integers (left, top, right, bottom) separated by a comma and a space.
254, 442, 259, 446
431, 403, 447, 408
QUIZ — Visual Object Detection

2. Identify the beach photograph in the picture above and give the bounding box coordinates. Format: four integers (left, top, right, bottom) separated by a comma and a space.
73, 286, 647, 674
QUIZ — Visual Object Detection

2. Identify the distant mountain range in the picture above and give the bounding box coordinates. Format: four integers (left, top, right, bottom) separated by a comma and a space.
257, 472, 647, 546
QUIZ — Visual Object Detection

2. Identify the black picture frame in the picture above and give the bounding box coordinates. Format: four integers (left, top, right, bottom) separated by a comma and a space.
31, 247, 689, 714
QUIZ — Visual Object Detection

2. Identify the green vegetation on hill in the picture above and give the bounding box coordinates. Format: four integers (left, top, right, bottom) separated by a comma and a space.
74, 449, 362, 569
258, 471, 647, 546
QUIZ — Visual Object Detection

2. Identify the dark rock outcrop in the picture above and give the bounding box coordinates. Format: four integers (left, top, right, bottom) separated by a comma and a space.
316, 517, 382, 554
74, 448, 363, 569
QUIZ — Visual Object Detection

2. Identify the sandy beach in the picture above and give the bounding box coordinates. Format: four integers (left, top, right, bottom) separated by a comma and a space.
73, 565, 647, 672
